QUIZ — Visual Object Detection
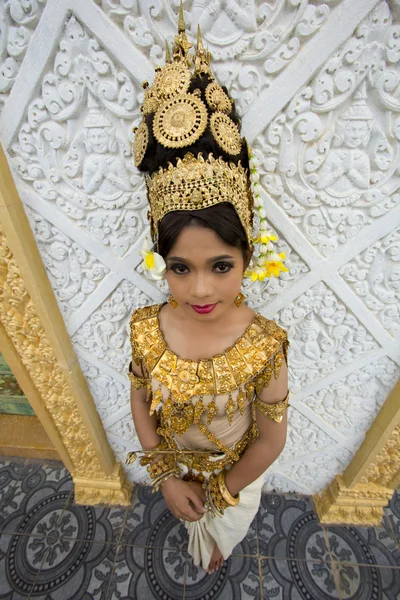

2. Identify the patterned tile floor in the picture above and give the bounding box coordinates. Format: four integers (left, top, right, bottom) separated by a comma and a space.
0, 457, 399, 600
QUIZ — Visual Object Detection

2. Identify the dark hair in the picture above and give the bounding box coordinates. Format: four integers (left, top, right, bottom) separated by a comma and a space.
138, 74, 250, 174
158, 203, 252, 265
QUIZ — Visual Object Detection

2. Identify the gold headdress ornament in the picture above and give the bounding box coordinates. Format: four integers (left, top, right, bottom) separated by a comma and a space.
133, 2, 288, 282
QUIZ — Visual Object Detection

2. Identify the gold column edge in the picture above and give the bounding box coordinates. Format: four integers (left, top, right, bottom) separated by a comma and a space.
313, 380, 400, 526
0, 144, 133, 505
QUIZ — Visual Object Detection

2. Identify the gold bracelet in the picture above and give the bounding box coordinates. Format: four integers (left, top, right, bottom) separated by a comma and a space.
253, 390, 290, 423
218, 470, 240, 506
152, 468, 180, 492
207, 472, 229, 517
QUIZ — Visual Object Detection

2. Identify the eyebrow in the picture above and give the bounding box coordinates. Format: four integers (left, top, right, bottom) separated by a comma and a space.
166, 254, 235, 263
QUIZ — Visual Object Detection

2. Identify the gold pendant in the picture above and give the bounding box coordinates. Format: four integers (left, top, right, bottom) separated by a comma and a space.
225, 393, 236, 425
170, 403, 195, 435
237, 389, 245, 415
206, 397, 218, 424
162, 395, 174, 420
194, 397, 205, 423
150, 388, 163, 415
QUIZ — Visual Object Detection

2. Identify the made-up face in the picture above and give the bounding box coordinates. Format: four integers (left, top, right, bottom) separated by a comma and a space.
165, 225, 245, 321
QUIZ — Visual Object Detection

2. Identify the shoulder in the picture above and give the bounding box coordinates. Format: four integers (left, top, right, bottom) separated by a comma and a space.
254, 313, 289, 346
129, 303, 160, 328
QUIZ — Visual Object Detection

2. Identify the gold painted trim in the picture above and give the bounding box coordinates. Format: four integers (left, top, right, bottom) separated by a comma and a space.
314, 378, 400, 525
0, 144, 132, 505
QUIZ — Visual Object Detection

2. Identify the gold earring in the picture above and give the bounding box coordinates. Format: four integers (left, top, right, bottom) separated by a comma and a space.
234, 292, 246, 307
168, 296, 178, 309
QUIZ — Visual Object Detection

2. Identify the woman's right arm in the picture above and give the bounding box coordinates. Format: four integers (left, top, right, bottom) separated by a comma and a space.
129, 360, 160, 450
129, 360, 206, 521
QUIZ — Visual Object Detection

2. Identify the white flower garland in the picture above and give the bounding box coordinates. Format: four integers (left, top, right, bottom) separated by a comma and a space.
245, 149, 288, 281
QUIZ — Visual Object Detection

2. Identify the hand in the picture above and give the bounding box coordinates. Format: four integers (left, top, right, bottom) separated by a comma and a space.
160, 477, 206, 522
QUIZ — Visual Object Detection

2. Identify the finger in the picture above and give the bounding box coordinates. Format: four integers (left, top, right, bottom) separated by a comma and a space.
187, 491, 206, 513
183, 505, 204, 521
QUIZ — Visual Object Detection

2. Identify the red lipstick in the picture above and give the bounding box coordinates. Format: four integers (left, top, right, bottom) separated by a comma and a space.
191, 304, 217, 314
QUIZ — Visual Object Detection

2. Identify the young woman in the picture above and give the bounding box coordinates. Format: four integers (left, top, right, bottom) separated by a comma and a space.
127, 11, 290, 574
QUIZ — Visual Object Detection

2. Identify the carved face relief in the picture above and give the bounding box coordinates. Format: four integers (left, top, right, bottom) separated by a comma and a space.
85, 127, 110, 154
341, 121, 371, 149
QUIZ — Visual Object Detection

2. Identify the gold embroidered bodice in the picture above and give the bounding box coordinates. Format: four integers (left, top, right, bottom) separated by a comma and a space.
128, 303, 289, 471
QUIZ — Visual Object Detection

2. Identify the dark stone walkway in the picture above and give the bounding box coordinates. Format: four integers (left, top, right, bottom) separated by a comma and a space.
0, 457, 399, 599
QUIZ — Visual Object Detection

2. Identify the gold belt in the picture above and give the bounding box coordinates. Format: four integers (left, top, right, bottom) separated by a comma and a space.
157, 421, 259, 473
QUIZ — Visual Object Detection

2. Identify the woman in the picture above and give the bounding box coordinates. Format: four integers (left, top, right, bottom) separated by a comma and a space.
127, 9, 290, 574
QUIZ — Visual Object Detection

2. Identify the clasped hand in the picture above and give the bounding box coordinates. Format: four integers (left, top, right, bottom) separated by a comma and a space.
160, 478, 206, 522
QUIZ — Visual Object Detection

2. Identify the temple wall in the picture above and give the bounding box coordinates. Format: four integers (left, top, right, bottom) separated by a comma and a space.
0, 0, 399, 494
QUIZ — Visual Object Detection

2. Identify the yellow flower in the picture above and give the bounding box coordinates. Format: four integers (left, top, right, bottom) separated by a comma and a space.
265, 252, 289, 277
252, 233, 278, 245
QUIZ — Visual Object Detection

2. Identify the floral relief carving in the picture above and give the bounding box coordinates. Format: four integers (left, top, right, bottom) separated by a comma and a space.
303, 356, 399, 437
271, 447, 354, 493
78, 358, 130, 423
359, 423, 400, 486
339, 227, 400, 338
275, 281, 379, 393
25, 206, 110, 322
275, 408, 338, 465
96, 0, 342, 114
10, 15, 147, 258
0, 229, 106, 480
72, 279, 152, 373
0, 0, 47, 107
254, 2, 400, 257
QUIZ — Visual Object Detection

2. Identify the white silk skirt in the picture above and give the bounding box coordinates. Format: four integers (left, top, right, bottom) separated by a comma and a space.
183, 471, 264, 570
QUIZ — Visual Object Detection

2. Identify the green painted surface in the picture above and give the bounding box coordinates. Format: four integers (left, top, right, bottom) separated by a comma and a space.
0, 352, 35, 416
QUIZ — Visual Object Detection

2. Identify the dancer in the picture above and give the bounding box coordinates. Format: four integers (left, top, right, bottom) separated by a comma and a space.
127, 6, 290, 574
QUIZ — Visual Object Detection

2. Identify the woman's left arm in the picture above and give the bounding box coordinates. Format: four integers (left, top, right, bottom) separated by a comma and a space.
224, 346, 289, 497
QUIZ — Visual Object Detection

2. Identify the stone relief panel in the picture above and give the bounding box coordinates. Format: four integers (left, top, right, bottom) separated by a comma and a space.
10, 15, 147, 259
72, 279, 152, 372
274, 281, 380, 393
0, 0, 398, 493
0, 0, 47, 107
302, 356, 399, 437
96, 0, 343, 114
339, 226, 400, 339
252, 1, 400, 257
25, 206, 110, 322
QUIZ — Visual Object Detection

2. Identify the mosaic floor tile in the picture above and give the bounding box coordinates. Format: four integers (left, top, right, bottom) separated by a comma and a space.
108, 543, 186, 600
257, 493, 329, 562
334, 562, 400, 600
185, 554, 261, 600
260, 556, 341, 600
121, 485, 188, 551
60, 493, 127, 545
323, 521, 400, 568
0, 463, 72, 535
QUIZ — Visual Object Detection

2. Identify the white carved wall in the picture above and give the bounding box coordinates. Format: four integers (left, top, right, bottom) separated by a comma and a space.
0, 0, 399, 493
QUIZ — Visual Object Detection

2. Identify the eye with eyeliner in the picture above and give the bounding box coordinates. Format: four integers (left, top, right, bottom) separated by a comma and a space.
169, 261, 235, 275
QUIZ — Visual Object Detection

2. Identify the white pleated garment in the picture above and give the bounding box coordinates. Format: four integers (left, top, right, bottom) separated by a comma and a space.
184, 472, 265, 570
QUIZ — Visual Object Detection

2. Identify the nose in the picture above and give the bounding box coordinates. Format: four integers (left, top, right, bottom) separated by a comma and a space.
191, 272, 214, 301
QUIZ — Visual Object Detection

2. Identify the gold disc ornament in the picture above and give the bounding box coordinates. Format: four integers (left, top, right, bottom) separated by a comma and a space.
153, 94, 208, 149
152, 63, 191, 100
210, 112, 242, 155
205, 82, 232, 113
133, 120, 149, 167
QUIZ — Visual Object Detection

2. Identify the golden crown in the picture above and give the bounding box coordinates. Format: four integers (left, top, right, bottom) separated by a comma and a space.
133, 2, 253, 244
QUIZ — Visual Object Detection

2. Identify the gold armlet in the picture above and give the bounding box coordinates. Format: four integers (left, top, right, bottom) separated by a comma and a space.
254, 390, 290, 423
218, 470, 240, 506
128, 369, 150, 390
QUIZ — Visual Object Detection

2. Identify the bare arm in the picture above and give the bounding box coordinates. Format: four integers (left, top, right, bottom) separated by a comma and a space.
225, 347, 289, 497
129, 360, 160, 450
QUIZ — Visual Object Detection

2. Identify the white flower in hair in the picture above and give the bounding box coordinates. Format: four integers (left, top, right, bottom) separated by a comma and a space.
140, 238, 166, 280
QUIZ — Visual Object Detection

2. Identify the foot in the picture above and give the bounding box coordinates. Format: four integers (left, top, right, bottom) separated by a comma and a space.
205, 543, 224, 574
